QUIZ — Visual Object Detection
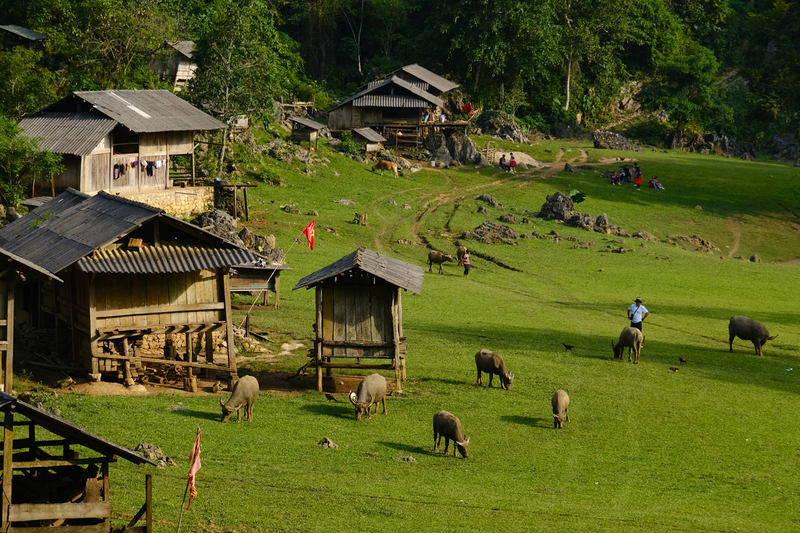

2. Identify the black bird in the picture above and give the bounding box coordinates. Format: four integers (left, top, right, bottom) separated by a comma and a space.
324, 393, 338, 402
669, 366, 679, 372
563, 343, 575, 351
679, 357, 687, 364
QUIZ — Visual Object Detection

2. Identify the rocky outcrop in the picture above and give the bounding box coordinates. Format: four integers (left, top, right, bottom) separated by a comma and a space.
768, 135, 800, 166
191, 210, 284, 262
474, 110, 528, 144
462, 221, 519, 243
536, 192, 574, 220
426, 132, 483, 167
593, 131, 640, 152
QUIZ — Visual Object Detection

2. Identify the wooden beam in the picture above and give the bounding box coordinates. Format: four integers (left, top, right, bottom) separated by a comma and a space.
5, 277, 15, 393
221, 268, 236, 373
3, 411, 14, 527
98, 354, 232, 372
316, 363, 395, 370
95, 302, 224, 318
320, 340, 396, 348
8, 502, 111, 522
9, 524, 109, 533
12, 458, 113, 468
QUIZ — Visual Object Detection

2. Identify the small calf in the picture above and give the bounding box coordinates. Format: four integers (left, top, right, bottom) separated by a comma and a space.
371, 160, 399, 178
552, 389, 570, 429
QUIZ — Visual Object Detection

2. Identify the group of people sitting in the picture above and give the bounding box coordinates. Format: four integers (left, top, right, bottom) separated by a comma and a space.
609, 163, 664, 190
499, 153, 517, 173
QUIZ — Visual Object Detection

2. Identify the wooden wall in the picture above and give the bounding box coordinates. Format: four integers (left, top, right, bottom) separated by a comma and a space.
320, 284, 393, 357
93, 270, 222, 331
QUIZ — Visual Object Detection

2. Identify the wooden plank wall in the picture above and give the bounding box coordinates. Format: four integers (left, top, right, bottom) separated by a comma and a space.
322, 283, 392, 356
93, 270, 221, 330
85, 153, 110, 192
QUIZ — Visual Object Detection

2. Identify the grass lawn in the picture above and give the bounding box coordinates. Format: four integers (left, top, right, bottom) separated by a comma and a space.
23, 135, 800, 532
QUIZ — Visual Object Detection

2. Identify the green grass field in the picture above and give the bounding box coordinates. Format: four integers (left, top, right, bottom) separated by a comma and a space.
26, 135, 800, 532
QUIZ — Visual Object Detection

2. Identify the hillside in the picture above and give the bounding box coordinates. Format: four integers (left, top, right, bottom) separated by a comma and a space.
37, 135, 800, 533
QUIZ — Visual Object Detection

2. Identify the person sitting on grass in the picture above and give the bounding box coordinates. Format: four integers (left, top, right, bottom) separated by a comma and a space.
499, 154, 510, 172
649, 177, 665, 190
611, 172, 621, 186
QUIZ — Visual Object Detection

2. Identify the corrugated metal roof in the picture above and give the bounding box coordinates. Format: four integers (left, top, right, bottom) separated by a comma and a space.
353, 94, 429, 108
0, 189, 255, 276
397, 64, 459, 93
0, 24, 46, 41
19, 112, 116, 156
170, 40, 195, 58
293, 246, 424, 295
353, 127, 386, 143
368, 78, 429, 92
328, 76, 444, 112
0, 392, 154, 465
78, 243, 256, 274
71, 90, 226, 133
289, 116, 325, 130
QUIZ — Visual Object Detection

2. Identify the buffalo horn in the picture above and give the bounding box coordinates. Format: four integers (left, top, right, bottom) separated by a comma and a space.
219, 397, 225, 407
768, 335, 779, 340
348, 391, 358, 406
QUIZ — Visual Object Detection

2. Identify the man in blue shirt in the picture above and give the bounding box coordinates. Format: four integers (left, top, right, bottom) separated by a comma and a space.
627, 297, 649, 331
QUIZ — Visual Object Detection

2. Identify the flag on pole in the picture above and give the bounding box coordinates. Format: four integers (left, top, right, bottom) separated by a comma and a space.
187, 427, 202, 509
302, 219, 316, 250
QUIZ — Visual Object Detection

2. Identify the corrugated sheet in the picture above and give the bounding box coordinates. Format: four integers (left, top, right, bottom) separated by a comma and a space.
368, 78, 429, 92
353, 95, 429, 108
19, 113, 116, 156
0, 392, 154, 465
290, 116, 325, 130
0, 24, 46, 41
170, 40, 195, 58
328, 76, 443, 112
353, 127, 386, 143
293, 246, 424, 295
0, 189, 255, 277
398, 64, 459, 93
78, 243, 256, 274
72, 90, 226, 133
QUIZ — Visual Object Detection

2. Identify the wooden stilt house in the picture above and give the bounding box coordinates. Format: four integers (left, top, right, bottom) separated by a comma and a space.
0, 188, 257, 388
0, 392, 155, 532
293, 247, 424, 392
289, 117, 325, 151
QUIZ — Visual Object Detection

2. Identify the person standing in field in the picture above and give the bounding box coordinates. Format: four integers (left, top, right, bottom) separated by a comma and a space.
462, 248, 471, 276
627, 297, 649, 331
509, 153, 517, 174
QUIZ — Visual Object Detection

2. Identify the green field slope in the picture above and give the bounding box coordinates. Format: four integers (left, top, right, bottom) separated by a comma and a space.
35, 136, 800, 532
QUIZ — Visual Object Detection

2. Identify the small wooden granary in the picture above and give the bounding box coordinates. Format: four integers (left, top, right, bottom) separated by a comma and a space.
288, 116, 325, 151
293, 247, 423, 392
0, 189, 257, 388
0, 392, 155, 532
351, 127, 386, 152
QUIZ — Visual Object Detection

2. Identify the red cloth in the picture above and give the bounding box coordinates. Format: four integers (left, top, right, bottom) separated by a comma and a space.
634, 176, 642, 185
303, 219, 315, 250
187, 428, 202, 509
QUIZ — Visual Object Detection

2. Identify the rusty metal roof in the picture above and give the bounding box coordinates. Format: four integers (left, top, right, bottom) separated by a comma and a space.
78, 243, 255, 274
169, 40, 195, 58
0, 189, 256, 277
0, 392, 154, 465
353, 127, 386, 143
293, 246, 424, 294
328, 76, 443, 112
0, 24, 46, 41
289, 116, 325, 130
19, 112, 117, 156
34, 90, 226, 134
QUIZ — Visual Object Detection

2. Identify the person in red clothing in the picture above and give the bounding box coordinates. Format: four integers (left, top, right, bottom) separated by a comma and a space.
509, 153, 517, 174
462, 249, 471, 276
634, 171, 643, 190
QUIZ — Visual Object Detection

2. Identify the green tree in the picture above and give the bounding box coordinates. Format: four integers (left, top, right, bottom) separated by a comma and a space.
189, 0, 303, 174
0, 48, 59, 120
0, 117, 64, 207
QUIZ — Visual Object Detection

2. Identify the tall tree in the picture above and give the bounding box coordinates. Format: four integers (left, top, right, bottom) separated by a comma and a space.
0, 48, 59, 120
189, 0, 303, 174
0, 117, 64, 207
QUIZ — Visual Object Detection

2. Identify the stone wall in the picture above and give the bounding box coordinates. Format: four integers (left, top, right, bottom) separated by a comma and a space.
119, 187, 215, 217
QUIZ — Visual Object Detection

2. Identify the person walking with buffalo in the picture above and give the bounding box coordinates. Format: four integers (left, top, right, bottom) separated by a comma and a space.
627, 297, 649, 331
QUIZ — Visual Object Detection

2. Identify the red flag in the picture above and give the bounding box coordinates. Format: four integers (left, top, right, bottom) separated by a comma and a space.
302, 219, 315, 250
187, 427, 202, 509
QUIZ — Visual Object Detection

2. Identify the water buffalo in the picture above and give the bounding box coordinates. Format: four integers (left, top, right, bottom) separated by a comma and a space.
475, 349, 514, 390
349, 373, 387, 421
428, 250, 454, 274
433, 410, 470, 458
456, 246, 467, 266
612, 326, 644, 364
371, 160, 398, 178
220, 375, 259, 422
552, 390, 570, 429
729, 316, 777, 357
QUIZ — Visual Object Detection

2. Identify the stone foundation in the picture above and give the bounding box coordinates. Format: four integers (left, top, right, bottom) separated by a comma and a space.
118, 186, 215, 217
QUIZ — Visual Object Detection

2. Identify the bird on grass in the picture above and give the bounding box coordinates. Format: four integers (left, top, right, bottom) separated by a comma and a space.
679, 357, 687, 364
324, 393, 338, 402
669, 366, 679, 372
563, 343, 575, 351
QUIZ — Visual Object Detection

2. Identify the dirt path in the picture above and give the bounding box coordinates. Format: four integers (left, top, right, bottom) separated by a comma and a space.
726, 219, 741, 258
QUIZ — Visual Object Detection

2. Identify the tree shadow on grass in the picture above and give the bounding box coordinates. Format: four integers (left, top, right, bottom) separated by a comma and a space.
301, 403, 353, 419
166, 408, 219, 421
501, 415, 551, 429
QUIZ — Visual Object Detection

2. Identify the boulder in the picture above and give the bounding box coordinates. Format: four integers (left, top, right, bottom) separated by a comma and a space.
536, 192, 574, 221
593, 131, 637, 151
383, 153, 413, 169
750, 254, 762, 263
499, 214, 518, 224
477, 194, 505, 208
462, 220, 519, 243
566, 213, 596, 231
633, 231, 659, 242
474, 110, 528, 144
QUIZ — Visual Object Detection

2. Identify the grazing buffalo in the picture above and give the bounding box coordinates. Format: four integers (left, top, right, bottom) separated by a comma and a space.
371, 160, 398, 178
349, 373, 387, 421
433, 410, 470, 458
551, 390, 570, 429
475, 349, 514, 390
612, 327, 644, 364
456, 246, 467, 266
729, 316, 777, 357
220, 375, 260, 422
428, 250, 454, 274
